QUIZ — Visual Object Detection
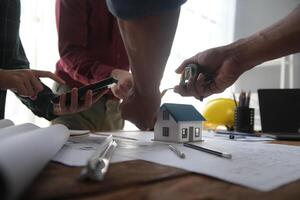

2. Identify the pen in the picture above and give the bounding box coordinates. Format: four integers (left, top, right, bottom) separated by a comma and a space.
95, 133, 138, 141
168, 144, 185, 159
233, 93, 238, 107
215, 130, 259, 137
183, 143, 232, 159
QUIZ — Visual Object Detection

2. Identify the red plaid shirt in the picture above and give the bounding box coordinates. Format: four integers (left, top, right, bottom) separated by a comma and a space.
55, 0, 129, 88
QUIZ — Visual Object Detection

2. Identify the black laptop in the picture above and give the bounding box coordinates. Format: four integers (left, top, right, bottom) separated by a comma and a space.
258, 89, 300, 140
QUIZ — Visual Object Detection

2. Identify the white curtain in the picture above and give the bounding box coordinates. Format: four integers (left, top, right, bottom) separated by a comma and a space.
5, 0, 58, 127
161, 0, 236, 112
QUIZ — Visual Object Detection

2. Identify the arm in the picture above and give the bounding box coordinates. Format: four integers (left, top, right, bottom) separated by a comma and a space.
175, 5, 300, 98
56, 0, 117, 85
9, 41, 102, 121
118, 10, 180, 130
106, 0, 185, 130
0, 69, 64, 97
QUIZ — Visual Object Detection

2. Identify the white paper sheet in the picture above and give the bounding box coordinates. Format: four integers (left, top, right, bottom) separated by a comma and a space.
0, 124, 69, 200
119, 137, 300, 191
52, 130, 300, 191
52, 134, 137, 166
93, 130, 154, 142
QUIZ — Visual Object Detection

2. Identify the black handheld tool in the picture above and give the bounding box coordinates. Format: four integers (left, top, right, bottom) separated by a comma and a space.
51, 76, 117, 106
179, 63, 213, 100
179, 63, 213, 86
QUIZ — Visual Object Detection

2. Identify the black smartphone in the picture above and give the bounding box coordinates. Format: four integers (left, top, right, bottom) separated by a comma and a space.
51, 76, 118, 105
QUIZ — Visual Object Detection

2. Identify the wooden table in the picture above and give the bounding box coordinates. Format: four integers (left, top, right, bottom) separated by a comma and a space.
24, 141, 300, 200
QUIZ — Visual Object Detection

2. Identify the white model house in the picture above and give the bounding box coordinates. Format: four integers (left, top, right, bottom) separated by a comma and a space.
154, 103, 205, 143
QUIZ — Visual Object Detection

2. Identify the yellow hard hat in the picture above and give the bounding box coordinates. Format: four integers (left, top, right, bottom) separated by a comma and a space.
202, 98, 235, 130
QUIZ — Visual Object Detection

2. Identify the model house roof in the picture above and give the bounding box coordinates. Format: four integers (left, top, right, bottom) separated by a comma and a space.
161, 103, 205, 122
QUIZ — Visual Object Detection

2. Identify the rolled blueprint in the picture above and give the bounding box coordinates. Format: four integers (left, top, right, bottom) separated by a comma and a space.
0, 119, 14, 129
0, 124, 70, 200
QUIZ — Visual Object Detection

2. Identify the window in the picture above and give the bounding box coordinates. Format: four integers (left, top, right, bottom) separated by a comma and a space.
5, 0, 59, 127
182, 128, 188, 139
160, 0, 236, 113
195, 128, 200, 137
162, 127, 169, 137
163, 109, 169, 120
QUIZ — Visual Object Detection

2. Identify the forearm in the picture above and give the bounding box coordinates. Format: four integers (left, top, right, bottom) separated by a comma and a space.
117, 9, 180, 96
231, 5, 300, 70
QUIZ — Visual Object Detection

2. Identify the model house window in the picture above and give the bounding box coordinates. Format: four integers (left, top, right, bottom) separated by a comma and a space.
195, 128, 200, 137
162, 127, 169, 137
182, 128, 188, 138
163, 109, 169, 120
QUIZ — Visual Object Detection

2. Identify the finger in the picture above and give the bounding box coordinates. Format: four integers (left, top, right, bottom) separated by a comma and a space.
23, 79, 35, 97
174, 85, 190, 97
34, 70, 66, 85
82, 90, 93, 110
29, 95, 37, 100
70, 88, 78, 112
15, 84, 28, 96
194, 73, 207, 99
117, 89, 128, 99
186, 75, 196, 95
110, 87, 119, 98
205, 74, 228, 96
52, 103, 61, 116
111, 69, 120, 80
59, 93, 67, 113
118, 82, 131, 94
187, 75, 204, 100
112, 85, 126, 99
30, 76, 43, 93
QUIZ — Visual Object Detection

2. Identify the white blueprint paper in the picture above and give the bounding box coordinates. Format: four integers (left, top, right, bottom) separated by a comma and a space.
123, 137, 300, 191
52, 130, 300, 191
52, 134, 136, 166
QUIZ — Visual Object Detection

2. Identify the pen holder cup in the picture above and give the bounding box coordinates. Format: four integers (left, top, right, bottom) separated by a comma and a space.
234, 107, 254, 133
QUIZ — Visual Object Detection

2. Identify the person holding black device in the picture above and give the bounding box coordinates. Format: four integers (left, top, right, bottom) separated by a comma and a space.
174, 5, 300, 100
53, 0, 133, 131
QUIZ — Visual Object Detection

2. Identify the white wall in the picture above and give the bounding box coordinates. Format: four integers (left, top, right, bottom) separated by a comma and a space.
234, 0, 299, 39
233, 0, 300, 91
232, 0, 300, 130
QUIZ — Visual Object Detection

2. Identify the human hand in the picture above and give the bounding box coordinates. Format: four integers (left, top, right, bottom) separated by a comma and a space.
111, 69, 133, 99
52, 88, 107, 116
174, 45, 245, 99
120, 89, 161, 130
0, 69, 65, 98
